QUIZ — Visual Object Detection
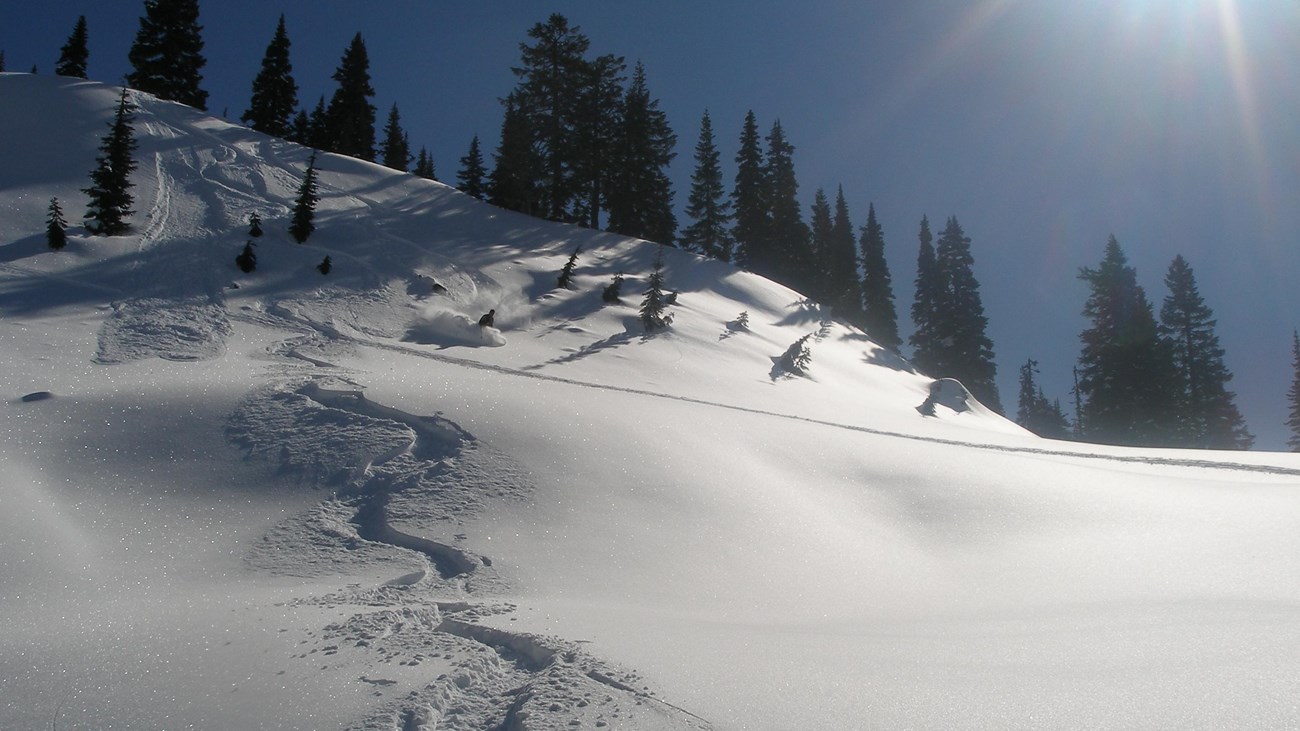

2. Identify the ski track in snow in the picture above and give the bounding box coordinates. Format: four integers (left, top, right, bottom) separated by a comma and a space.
228, 366, 711, 730
232, 309, 1300, 480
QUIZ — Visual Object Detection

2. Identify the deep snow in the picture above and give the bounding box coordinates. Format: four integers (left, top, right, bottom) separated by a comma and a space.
3, 74, 1299, 730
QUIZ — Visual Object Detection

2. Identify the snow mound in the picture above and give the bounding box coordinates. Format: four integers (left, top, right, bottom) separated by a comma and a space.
95, 296, 231, 363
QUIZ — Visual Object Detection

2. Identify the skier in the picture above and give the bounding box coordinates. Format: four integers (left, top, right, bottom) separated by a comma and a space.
478, 309, 496, 328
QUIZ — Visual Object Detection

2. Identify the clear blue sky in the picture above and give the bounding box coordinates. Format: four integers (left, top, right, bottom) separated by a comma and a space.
5, 1, 1299, 448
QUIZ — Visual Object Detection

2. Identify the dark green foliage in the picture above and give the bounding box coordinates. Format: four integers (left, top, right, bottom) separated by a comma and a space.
763, 120, 812, 292
488, 94, 541, 215
456, 135, 486, 197
679, 110, 733, 260
639, 247, 673, 331
1159, 255, 1253, 448
305, 96, 329, 149
1016, 359, 1071, 439
248, 212, 262, 237
730, 110, 768, 271
1287, 331, 1300, 452
929, 216, 1001, 412
1077, 236, 1180, 446
46, 197, 68, 250
606, 62, 677, 245
127, 0, 208, 110
56, 16, 89, 79
289, 152, 319, 243
557, 245, 581, 289
235, 241, 257, 273
323, 33, 376, 160
413, 147, 436, 180
909, 215, 941, 372
858, 204, 900, 350
780, 334, 813, 375
0, 51, 6, 73
83, 89, 138, 235
823, 188, 864, 327
288, 109, 310, 145
571, 53, 626, 229
317, 256, 331, 275
509, 14, 591, 222
807, 188, 834, 304
602, 272, 624, 303
380, 104, 411, 171
241, 15, 297, 138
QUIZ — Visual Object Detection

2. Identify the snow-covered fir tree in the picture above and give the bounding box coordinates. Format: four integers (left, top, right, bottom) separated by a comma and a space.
83, 89, 138, 235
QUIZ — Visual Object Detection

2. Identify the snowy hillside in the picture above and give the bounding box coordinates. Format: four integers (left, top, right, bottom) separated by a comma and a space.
3, 74, 1300, 730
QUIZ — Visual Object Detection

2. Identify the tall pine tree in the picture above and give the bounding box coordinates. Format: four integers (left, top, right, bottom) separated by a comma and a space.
1158, 255, 1253, 448
909, 215, 941, 373
83, 89, 138, 235
571, 53, 626, 229
379, 103, 411, 171
1287, 331, 1300, 452
241, 15, 297, 138
730, 110, 768, 271
56, 15, 89, 79
127, 0, 208, 110
858, 203, 901, 351
931, 216, 1001, 412
1077, 236, 1179, 446
413, 147, 436, 179
605, 62, 677, 245
488, 93, 541, 216
456, 135, 486, 198
510, 14, 591, 223
807, 188, 834, 304
47, 197, 69, 250
323, 33, 376, 161
289, 152, 319, 243
1016, 358, 1071, 439
679, 110, 733, 261
824, 187, 864, 326
764, 120, 812, 292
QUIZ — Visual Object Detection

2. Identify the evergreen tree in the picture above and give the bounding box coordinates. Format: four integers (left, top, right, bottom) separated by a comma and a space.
822, 187, 864, 326
127, 0, 208, 109
764, 120, 812, 292
909, 215, 941, 372
807, 188, 834, 304
305, 96, 330, 149
317, 256, 331, 275
83, 89, 138, 235
413, 147, 436, 179
235, 241, 257, 273
639, 246, 673, 331
1159, 255, 1253, 448
288, 109, 310, 145
858, 203, 901, 350
602, 272, 624, 303
289, 152, 319, 243
488, 93, 541, 216
379, 103, 411, 171
606, 61, 677, 245
679, 110, 733, 260
1016, 358, 1071, 439
55, 15, 89, 79
571, 53, 626, 229
241, 15, 297, 138
780, 334, 814, 375
456, 135, 486, 197
1287, 331, 1300, 452
557, 245, 581, 289
0, 51, 6, 72
248, 211, 262, 237
323, 33, 376, 160
931, 216, 1001, 412
46, 197, 68, 250
1077, 236, 1180, 446
511, 14, 592, 222
730, 110, 768, 270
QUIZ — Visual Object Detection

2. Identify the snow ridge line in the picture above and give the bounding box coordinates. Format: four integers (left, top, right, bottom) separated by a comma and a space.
283, 318, 1300, 479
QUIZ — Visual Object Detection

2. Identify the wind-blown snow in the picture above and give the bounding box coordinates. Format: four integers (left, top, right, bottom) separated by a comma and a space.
2, 74, 1299, 730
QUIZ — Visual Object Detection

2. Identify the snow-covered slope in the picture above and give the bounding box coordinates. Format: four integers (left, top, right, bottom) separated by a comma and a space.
3, 74, 1299, 730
